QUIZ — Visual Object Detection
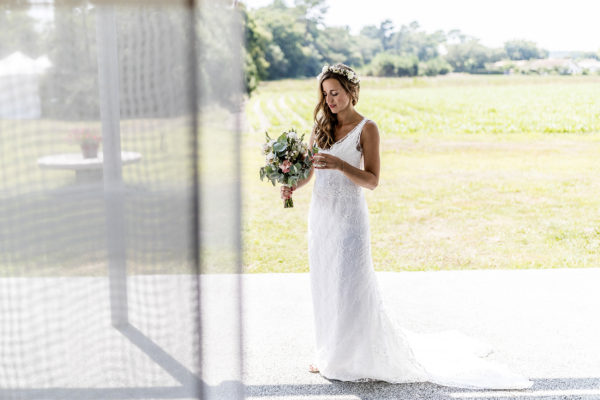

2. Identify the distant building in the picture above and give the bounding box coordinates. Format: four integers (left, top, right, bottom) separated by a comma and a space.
489, 58, 589, 75
577, 58, 600, 73
0, 52, 51, 119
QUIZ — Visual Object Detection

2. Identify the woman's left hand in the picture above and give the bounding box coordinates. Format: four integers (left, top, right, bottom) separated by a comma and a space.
313, 153, 344, 171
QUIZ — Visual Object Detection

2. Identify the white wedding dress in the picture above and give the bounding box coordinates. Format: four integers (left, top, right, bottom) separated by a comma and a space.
307, 116, 533, 389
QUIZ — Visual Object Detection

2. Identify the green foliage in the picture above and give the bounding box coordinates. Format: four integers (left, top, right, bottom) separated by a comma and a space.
244, 4, 453, 84
354, 34, 383, 65
259, 129, 319, 188
368, 52, 419, 77
360, 19, 395, 51
249, 0, 327, 79
0, 3, 45, 59
389, 21, 446, 61
40, 1, 100, 119
568, 51, 600, 61
197, 3, 245, 110
419, 57, 453, 76
504, 39, 548, 60
242, 2, 586, 89
316, 26, 364, 67
242, 4, 271, 94
445, 39, 503, 73
41, 4, 197, 118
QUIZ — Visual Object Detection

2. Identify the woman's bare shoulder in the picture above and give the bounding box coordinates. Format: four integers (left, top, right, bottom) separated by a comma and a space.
364, 119, 379, 131
362, 119, 380, 141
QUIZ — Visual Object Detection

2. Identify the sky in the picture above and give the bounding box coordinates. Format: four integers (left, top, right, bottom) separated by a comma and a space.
243, 0, 600, 52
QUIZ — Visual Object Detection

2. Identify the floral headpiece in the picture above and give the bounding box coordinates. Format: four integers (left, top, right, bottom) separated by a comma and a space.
317, 64, 360, 84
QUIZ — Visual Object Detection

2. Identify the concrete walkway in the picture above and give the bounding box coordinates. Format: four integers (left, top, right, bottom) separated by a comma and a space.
203, 268, 600, 399
1, 268, 598, 400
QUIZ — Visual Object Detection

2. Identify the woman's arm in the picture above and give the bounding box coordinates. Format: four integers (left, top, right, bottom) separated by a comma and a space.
313, 120, 380, 190
342, 120, 380, 190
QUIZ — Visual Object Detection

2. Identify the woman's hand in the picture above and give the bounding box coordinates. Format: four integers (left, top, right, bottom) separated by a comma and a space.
280, 185, 296, 200
313, 153, 344, 171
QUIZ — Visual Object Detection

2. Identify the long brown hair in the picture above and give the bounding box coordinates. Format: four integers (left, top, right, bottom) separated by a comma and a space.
313, 64, 360, 149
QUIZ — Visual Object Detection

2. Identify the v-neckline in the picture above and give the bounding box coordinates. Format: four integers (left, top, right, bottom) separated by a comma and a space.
332, 117, 366, 146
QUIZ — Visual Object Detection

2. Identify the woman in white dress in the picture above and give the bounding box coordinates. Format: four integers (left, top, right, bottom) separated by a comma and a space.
280, 63, 533, 390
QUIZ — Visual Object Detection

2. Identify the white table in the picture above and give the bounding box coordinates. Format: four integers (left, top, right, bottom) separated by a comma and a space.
37, 151, 142, 182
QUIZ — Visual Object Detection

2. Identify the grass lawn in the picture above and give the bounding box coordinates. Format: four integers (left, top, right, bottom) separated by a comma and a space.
1, 74, 599, 275
243, 74, 600, 273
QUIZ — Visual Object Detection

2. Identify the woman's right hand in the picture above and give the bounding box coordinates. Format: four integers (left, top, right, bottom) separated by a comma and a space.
281, 185, 296, 200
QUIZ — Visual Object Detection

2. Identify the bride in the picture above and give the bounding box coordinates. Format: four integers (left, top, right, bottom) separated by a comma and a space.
280, 63, 533, 390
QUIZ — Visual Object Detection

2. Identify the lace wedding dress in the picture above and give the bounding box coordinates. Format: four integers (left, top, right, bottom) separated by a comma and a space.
307, 116, 533, 389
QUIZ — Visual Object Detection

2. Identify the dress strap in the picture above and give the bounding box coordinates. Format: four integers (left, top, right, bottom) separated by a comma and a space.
355, 118, 369, 152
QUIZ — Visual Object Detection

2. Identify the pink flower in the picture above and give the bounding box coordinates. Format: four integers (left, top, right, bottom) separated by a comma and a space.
280, 160, 292, 173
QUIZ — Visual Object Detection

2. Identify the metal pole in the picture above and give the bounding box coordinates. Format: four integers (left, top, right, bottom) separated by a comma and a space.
96, 5, 128, 327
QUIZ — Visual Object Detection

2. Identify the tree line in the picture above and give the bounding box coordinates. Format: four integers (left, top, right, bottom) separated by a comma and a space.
2, 1, 241, 116
3, 0, 597, 109
242, 0, 598, 93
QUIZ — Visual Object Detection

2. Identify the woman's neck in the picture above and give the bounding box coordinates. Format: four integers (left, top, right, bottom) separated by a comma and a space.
336, 108, 361, 127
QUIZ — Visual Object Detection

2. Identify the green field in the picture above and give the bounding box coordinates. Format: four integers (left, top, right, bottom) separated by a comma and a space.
243, 74, 600, 273
2, 74, 599, 275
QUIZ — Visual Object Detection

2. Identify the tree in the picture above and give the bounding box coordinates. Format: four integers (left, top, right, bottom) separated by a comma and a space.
379, 19, 395, 51
242, 4, 271, 93
368, 52, 419, 77
354, 34, 382, 65
241, 2, 560, 83
420, 57, 452, 76
445, 39, 493, 73
568, 51, 599, 61
504, 39, 548, 60
389, 21, 445, 61
446, 29, 480, 45
315, 26, 363, 67
358, 20, 394, 52
42, 2, 207, 118
0, 2, 43, 59
251, 1, 324, 78
360, 25, 380, 41
41, 1, 100, 119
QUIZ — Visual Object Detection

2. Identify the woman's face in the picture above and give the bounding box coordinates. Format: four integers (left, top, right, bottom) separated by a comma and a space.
322, 78, 351, 114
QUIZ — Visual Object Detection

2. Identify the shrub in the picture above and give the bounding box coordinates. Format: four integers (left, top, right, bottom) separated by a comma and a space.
368, 52, 419, 77
420, 57, 453, 76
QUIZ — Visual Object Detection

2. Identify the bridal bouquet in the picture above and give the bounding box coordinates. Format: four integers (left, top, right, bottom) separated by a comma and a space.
259, 128, 319, 208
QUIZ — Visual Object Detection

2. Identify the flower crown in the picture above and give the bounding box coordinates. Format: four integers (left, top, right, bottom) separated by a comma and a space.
317, 64, 360, 84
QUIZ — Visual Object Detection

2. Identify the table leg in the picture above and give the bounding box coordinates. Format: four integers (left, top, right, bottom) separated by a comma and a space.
76, 169, 103, 183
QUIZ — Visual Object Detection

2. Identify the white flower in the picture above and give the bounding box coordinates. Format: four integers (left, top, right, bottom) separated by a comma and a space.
266, 152, 275, 162
316, 64, 360, 84
288, 131, 298, 139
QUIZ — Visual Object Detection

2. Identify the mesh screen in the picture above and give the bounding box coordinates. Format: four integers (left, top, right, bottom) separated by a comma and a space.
0, 1, 243, 399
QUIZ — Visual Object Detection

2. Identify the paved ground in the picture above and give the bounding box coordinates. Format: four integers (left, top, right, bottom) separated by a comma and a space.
1, 269, 599, 400
202, 268, 600, 400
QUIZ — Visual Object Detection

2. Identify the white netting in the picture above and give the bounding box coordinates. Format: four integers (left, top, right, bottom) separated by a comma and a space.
0, 1, 243, 399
